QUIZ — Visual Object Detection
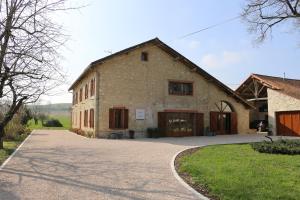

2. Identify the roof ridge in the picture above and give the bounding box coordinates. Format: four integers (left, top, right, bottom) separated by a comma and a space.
252, 73, 300, 82
69, 38, 253, 108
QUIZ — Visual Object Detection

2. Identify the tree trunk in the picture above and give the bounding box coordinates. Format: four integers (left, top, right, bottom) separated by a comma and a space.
0, 126, 4, 149
0, 137, 3, 149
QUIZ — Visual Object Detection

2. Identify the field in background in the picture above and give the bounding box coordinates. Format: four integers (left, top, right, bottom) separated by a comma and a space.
27, 115, 71, 130
27, 103, 71, 130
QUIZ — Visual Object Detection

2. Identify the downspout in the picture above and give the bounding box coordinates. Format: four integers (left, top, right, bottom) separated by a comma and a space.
94, 69, 100, 137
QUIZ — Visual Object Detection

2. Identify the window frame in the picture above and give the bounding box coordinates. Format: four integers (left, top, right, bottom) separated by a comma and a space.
109, 107, 129, 130
85, 83, 89, 99
141, 52, 148, 61
79, 88, 83, 102
84, 110, 89, 127
89, 109, 94, 128
90, 78, 95, 97
168, 80, 193, 96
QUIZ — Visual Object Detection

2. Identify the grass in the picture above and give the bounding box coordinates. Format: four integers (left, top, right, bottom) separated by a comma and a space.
27, 115, 70, 130
179, 144, 300, 200
0, 134, 28, 165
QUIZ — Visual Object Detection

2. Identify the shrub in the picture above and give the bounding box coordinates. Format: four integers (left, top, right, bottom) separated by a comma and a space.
4, 113, 31, 141
86, 131, 94, 138
251, 139, 300, 155
43, 119, 63, 127
69, 128, 85, 136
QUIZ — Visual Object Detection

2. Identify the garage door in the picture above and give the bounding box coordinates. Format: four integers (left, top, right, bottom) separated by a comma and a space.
276, 111, 300, 136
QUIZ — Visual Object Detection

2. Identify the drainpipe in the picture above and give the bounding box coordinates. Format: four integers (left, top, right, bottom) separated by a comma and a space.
94, 70, 100, 137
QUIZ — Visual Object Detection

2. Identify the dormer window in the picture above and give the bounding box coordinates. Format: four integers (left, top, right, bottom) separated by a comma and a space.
141, 52, 148, 61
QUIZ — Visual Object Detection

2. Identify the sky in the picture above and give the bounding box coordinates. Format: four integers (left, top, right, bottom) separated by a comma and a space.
41, 0, 300, 104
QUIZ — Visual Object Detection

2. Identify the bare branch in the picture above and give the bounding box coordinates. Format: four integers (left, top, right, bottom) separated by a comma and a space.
242, 0, 300, 43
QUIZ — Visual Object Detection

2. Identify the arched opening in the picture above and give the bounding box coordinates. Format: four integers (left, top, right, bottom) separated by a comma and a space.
210, 101, 237, 135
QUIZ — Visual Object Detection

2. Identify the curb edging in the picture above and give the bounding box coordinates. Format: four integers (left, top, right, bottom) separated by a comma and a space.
0, 130, 34, 170
171, 147, 210, 200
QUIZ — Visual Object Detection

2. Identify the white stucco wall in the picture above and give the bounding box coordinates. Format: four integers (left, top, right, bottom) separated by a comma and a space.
267, 89, 300, 135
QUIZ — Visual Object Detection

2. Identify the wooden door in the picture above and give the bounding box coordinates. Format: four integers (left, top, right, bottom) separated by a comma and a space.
276, 111, 300, 136
210, 112, 219, 133
230, 112, 238, 134
210, 112, 237, 135
195, 113, 204, 136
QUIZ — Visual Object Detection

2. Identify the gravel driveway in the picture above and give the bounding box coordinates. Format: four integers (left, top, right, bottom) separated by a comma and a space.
0, 130, 269, 200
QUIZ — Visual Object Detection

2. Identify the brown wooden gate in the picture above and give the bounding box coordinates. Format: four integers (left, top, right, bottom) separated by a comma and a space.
158, 112, 203, 137
276, 111, 300, 136
210, 111, 237, 135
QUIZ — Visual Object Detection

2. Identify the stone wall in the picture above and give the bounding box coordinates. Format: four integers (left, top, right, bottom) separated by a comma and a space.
92, 44, 252, 137
71, 71, 96, 134
268, 89, 300, 135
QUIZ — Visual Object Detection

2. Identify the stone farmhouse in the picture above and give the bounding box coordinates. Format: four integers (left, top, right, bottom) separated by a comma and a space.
69, 38, 254, 138
236, 74, 300, 136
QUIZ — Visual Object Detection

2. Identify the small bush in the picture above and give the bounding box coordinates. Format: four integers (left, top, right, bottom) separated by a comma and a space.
69, 128, 85, 136
86, 131, 94, 138
4, 116, 31, 141
251, 139, 300, 155
43, 119, 63, 127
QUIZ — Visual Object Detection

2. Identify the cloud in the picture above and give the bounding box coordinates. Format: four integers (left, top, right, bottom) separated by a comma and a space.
200, 51, 243, 68
201, 54, 219, 68
187, 40, 200, 49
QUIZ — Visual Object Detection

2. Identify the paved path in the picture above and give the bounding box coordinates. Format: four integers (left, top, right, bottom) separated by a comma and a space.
0, 130, 273, 200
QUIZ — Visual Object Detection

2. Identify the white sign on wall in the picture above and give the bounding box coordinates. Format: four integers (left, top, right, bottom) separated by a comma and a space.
136, 109, 145, 120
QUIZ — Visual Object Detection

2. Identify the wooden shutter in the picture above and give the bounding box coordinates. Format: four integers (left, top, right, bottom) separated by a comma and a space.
123, 109, 129, 129
89, 109, 94, 128
230, 112, 238, 134
158, 112, 167, 136
79, 111, 82, 129
109, 109, 115, 129
210, 112, 218, 132
195, 113, 204, 136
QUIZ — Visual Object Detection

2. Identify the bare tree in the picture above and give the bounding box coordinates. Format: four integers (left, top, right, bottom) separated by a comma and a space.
242, 0, 300, 42
0, 0, 71, 148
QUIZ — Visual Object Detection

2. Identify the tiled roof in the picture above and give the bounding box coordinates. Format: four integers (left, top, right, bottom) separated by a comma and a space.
252, 74, 300, 100
237, 73, 300, 100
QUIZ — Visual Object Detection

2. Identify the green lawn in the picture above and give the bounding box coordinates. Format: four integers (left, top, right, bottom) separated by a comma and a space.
179, 144, 300, 200
27, 115, 70, 130
0, 140, 22, 165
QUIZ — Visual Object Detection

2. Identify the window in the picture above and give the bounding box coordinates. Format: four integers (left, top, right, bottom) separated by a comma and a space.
79, 111, 82, 128
90, 78, 95, 96
85, 83, 89, 99
89, 109, 94, 128
168, 81, 193, 96
79, 88, 83, 102
84, 110, 88, 127
141, 52, 148, 61
72, 94, 75, 105
109, 108, 128, 129
75, 92, 78, 104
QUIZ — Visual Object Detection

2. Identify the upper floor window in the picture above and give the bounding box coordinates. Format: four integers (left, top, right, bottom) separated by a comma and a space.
85, 83, 89, 99
168, 81, 193, 96
90, 78, 95, 96
79, 88, 83, 102
75, 92, 78, 104
141, 52, 148, 61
